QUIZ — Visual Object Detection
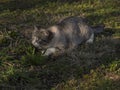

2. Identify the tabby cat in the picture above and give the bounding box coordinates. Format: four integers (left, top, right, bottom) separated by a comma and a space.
32, 16, 104, 56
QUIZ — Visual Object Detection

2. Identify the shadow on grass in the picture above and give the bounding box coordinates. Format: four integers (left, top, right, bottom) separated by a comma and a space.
0, 37, 119, 90
0, 0, 82, 11
0, 0, 46, 11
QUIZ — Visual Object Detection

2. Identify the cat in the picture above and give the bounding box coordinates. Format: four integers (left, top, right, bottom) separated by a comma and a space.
32, 16, 104, 56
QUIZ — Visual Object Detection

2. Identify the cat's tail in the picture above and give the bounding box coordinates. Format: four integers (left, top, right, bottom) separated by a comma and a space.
92, 24, 105, 34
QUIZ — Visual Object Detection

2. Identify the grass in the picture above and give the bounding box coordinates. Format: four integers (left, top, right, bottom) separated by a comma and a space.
0, 0, 120, 90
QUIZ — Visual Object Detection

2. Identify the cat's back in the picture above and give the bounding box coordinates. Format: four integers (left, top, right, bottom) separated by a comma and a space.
56, 16, 84, 35
56, 16, 93, 44
58, 16, 84, 25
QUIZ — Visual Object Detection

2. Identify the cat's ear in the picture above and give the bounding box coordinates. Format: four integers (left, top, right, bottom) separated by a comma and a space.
42, 30, 49, 36
32, 25, 39, 37
34, 25, 38, 31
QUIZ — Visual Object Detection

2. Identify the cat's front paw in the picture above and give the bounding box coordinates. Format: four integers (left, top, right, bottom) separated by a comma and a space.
42, 48, 56, 56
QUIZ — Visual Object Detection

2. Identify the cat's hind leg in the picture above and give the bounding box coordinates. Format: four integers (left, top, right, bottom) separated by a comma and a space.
86, 33, 94, 43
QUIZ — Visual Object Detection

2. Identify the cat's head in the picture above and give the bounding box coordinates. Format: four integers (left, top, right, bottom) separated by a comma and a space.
32, 26, 53, 50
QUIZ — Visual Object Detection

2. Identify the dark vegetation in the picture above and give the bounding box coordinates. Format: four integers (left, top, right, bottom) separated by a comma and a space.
0, 0, 120, 90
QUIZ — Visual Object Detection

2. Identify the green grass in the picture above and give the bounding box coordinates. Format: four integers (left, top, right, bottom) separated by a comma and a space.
0, 0, 120, 90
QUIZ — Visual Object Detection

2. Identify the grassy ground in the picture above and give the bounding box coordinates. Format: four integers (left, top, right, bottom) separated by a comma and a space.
0, 0, 120, 90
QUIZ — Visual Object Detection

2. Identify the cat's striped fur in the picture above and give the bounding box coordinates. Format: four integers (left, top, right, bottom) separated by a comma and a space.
32, 16, 104, 56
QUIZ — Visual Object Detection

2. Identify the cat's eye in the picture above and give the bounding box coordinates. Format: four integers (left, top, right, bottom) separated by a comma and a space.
42, 39, 47, 42
38, 39, 47, 45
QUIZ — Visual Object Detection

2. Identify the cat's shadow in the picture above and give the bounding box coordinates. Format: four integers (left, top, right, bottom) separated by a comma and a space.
2, 28, 119, 90
30, 37, 119, 89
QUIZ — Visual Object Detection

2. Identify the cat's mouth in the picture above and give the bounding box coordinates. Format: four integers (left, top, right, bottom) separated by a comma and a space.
40, 49, 47, 55
41, 50, 46, 54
